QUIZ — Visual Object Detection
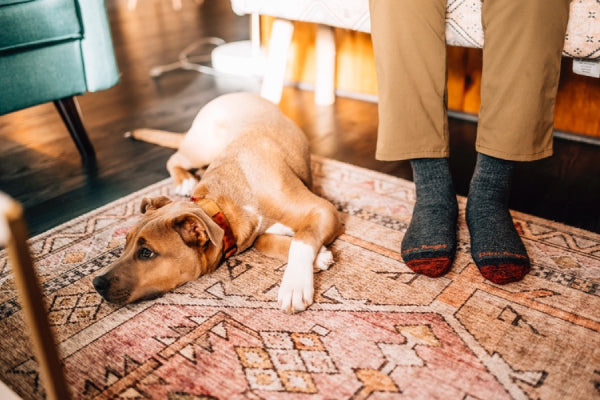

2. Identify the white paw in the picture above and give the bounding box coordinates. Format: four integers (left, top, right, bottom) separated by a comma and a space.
278, 267, 314, 314
278, 240, 315, 314
315, 247, 334, 270
174, 177, 198, 196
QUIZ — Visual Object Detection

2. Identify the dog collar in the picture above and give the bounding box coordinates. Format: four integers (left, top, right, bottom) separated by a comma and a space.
190, 196, 237, 259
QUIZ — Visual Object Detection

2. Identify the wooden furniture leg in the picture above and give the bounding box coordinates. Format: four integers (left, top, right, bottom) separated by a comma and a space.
315, 24, 336, 106
0, 193, 70, 400
54, 97, 97, 167
260, 18, 294, 104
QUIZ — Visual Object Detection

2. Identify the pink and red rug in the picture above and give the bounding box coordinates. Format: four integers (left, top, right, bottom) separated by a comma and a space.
0, 156, 599, 399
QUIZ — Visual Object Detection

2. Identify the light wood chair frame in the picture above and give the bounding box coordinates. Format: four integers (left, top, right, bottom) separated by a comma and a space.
0, 193, 70, 400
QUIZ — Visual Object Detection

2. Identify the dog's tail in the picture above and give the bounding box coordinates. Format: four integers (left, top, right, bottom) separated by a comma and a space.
124, 129, 184, 149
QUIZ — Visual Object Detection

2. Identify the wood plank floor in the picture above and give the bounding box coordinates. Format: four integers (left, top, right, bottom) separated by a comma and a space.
1, 0, 599, 237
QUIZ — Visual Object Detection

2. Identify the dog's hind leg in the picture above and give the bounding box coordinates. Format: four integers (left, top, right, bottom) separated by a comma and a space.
167, 152, 199, 196
277, 196, 342, 313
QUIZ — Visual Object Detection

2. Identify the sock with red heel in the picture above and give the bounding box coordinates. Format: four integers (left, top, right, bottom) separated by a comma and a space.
401, 158, 458, 277
466, 153, 530, 284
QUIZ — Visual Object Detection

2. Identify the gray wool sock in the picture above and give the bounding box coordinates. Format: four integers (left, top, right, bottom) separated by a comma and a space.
401, 158, 458, 277
466, 153, 530, 284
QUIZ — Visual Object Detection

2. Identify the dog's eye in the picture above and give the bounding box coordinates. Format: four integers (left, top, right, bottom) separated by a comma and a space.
138, 247, 156, 260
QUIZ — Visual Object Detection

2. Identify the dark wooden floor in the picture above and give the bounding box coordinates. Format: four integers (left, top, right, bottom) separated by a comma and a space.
1, 0, 599, 237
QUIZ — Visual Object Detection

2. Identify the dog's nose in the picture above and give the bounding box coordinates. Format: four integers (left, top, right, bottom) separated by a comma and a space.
92, 275, 109, 296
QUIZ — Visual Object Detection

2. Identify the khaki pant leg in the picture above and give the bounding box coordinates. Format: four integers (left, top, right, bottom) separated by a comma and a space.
477, 0, 570, 161
369, 0, 448, 161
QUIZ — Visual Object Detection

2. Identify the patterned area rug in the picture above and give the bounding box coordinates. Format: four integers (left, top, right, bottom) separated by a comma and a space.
1, 156, 599, 400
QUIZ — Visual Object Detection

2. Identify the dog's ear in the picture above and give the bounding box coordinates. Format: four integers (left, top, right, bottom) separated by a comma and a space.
140, 196, 173, 214
172, 213, 224, 248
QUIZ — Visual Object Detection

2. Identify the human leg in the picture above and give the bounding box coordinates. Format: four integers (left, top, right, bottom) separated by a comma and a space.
468, 0, 570, 284
369, 0, 449, 161
477, 0, 571, 160
370, 0, 457, 276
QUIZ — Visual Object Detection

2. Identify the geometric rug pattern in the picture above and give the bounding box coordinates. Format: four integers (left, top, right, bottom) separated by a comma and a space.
0, 156, 599, 399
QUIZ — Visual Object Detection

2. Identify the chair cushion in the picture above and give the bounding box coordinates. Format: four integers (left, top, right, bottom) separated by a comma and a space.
0, 0, 83, 53
0, 0, 35, 5
0, 40, 87, 114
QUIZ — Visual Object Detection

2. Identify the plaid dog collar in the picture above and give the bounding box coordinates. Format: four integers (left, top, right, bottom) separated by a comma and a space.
190, 196, 237, 259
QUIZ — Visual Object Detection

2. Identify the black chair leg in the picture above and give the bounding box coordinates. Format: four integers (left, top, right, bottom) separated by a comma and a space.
54, 97, 96, 167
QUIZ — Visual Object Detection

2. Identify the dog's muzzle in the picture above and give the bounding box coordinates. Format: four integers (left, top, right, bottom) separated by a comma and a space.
92, 275, 110, 298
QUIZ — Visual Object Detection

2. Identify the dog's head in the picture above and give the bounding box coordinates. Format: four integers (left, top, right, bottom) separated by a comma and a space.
92, 196, 225, 304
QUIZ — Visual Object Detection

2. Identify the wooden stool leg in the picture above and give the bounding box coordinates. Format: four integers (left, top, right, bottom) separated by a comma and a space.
0, 193, 70, 400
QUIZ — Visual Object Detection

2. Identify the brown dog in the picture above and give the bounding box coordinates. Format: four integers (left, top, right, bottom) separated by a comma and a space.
93, 93, 342, 313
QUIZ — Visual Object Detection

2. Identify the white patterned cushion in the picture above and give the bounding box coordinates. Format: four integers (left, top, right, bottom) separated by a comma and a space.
231, 0, 600, 60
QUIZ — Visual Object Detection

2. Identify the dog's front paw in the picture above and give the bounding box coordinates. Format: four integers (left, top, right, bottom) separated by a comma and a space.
278, 266, 314, 314
315, 247, 334, 270
174, 177, 198, 197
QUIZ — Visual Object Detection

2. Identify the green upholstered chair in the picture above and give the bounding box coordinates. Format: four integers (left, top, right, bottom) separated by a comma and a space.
0, 0, 120, 166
